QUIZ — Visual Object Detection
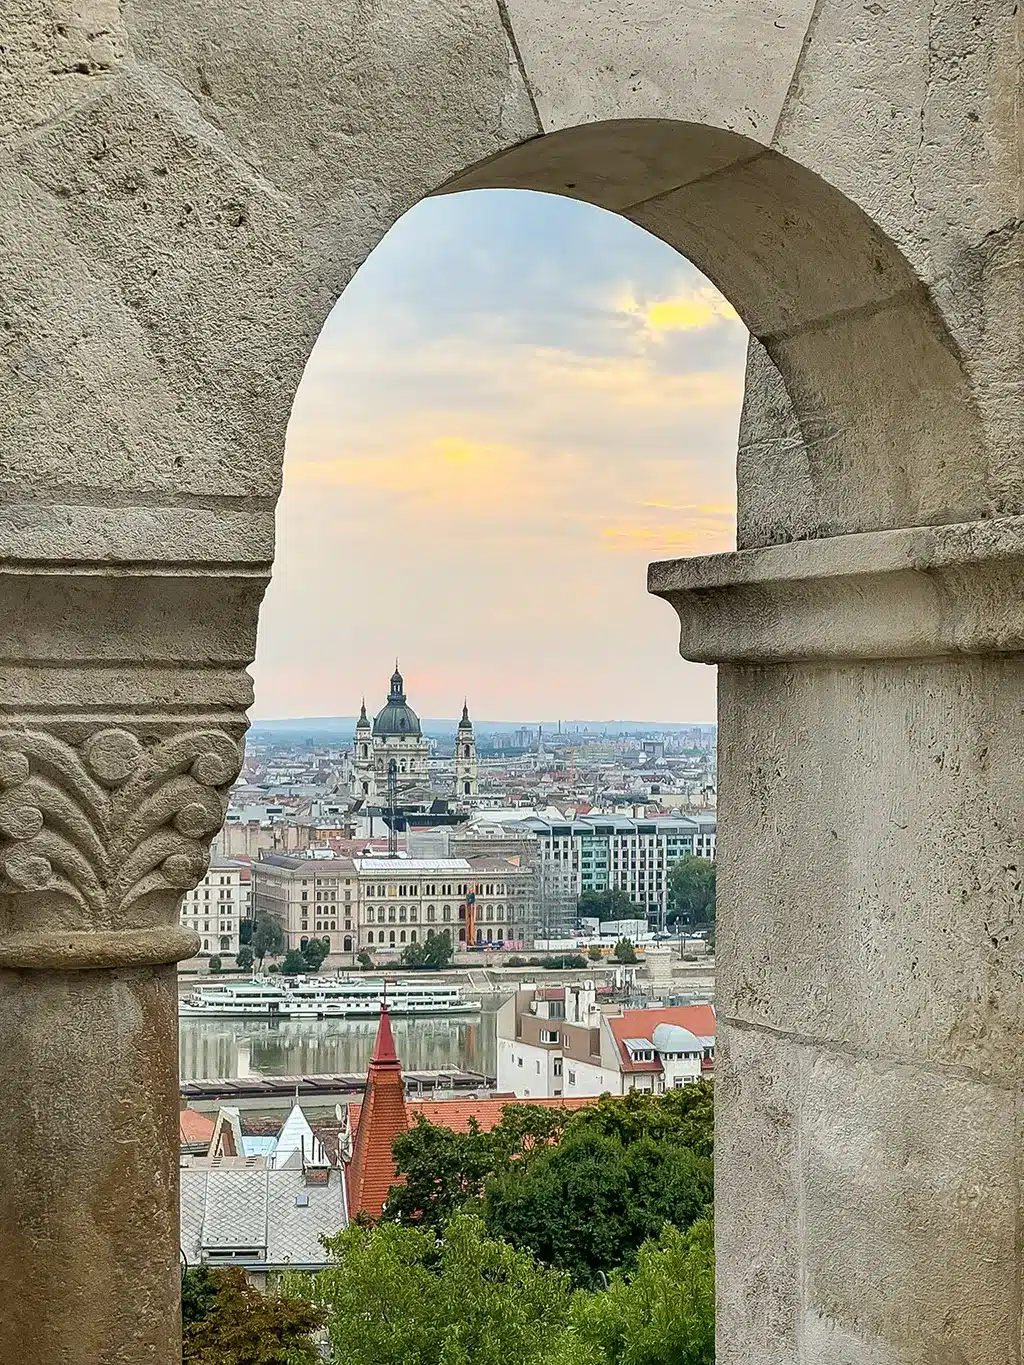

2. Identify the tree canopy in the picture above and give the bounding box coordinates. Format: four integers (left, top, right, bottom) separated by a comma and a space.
387, 1086, 714, 1288
301, 936, 331, 971
578, 889, 639, 922
235, 945, 254, 972
312, 1215, 573, 1365
386, 1102, 568, 1231
565, 1219, 715, 1365
182, 1266, 324, 1365
251, 914, 284, 966
400, 930, 454, 971
667, 856, 716, 928
611, 939, 638, 964
484, 1129, 712, 1288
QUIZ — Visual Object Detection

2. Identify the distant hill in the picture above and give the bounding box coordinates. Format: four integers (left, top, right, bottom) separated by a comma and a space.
247, 715, 716, 740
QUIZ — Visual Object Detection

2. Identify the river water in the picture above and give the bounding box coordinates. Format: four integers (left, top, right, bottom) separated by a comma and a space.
178, 1004, 500, 1082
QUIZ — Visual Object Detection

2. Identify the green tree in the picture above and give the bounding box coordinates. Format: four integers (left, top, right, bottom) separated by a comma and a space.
208, 955, 222, 973
386, 1102, 568, 1230
577, 889, 638, 922
182, 1265, 324, 1364
281, 948, 308, 974
484, 1130, 713, 1288
236, 945, 254, 972
612, 939, 638, 964
567, 1219, 715, 1365
312, 1214, 573, 1365
181, 1266, 220, 1330
302, 937, 331, 972
566, 1083, 713, 1161
238, 919, 253, 947
587, 946, 604, 961
400, 930, 454, 971
252, 914, 285, 967
667, 855, 716, 929
357, 949, 373, 970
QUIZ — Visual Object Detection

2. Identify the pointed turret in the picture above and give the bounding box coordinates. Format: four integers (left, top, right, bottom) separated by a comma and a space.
345, 1006, 410, 1219
458, 700, 472, 730
356, 698, 370, 730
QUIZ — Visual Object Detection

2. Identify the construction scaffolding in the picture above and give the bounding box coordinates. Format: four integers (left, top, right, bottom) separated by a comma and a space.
530, 859, 578, 946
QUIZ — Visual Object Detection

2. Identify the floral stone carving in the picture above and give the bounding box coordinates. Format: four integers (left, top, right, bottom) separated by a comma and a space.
0, 727, 243, 929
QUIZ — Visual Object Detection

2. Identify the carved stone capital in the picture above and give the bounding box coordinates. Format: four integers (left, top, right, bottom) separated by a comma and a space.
0, 725, 244, 970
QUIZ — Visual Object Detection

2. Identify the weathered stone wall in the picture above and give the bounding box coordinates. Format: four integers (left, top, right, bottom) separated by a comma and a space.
1, 0, 1021, 1362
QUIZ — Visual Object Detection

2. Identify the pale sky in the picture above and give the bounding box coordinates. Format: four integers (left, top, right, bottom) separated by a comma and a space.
251, 189, 746, 724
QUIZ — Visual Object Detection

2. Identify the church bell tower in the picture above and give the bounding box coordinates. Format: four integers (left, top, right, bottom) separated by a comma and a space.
454, 701, 478, 802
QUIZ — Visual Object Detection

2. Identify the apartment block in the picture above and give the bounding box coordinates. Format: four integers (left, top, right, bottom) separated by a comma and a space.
507, 815, 715, 926
180, 857, 247, 960
496, 982, 715, 1099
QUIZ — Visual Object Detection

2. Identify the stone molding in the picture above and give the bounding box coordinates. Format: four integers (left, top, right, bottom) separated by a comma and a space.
0, 725, 244, 970
648, 515, 1024, 664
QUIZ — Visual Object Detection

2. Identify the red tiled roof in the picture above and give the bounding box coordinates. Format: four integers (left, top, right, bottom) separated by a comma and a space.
608, 1004, 716, 1073
346, 1094, 594, 1136
179, 1109, 215, 1146
345, 1008, 411, 1219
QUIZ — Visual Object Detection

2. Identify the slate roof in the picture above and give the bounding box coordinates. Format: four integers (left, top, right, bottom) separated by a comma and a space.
179, 1166, 348, 1271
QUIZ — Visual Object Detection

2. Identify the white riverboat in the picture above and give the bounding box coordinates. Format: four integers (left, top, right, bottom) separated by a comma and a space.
288, 977, 481, 1017
178, 981, 319, 1019
178, 977, 481, 1019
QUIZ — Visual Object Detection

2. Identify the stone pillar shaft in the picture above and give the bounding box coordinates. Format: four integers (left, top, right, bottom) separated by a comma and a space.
0, 567, 256, 1365
651, 515, 1024, 1364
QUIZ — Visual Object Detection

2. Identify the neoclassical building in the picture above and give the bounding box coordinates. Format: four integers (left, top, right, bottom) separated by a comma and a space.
351, 666, 477, 802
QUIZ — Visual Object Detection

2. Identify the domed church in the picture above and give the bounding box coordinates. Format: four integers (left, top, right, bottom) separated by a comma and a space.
351, 664, 476, 803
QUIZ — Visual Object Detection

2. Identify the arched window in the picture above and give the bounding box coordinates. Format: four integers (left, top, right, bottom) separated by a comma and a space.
442, 905, 451, 921
389, 930, 396, 945
464, 781, 470, 794
388, 907, 396, 922
400, 930, 406, 943
410, 930, 417, 943
410, 907, 418, 922
399, 906, 407, 922
220, 936, 230, 951
344, 936, 353, 952
458, 928, 466, 943
427, 904, 436, 921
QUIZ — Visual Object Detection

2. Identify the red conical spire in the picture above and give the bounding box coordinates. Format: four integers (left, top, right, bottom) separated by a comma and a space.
346, 1005, 410, 1220
371, 1001, 399, 1065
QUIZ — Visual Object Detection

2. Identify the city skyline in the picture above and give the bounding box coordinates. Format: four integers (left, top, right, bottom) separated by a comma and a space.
251, 188, 746, 722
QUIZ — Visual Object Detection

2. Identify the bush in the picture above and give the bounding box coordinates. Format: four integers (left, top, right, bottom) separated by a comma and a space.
540, 954, 587, 970
505, 955, 527, 968
208, 956, 222, 973
268, 963, 280, 973
587, 946, 604, 961
357, 950, 373, 970
236, 945, 254, 972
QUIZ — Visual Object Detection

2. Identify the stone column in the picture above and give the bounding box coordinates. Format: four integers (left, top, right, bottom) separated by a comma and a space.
651, 516, 1024, 1364
0, 568, 259, 1365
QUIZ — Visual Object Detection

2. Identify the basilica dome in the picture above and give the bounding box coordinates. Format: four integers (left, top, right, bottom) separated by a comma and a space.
372, 667, 422, 737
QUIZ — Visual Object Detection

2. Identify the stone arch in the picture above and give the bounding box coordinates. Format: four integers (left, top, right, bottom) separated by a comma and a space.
435, 120, 985, 545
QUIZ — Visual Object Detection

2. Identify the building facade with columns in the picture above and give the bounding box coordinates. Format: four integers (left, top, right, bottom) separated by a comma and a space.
252, 851, 534, 953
